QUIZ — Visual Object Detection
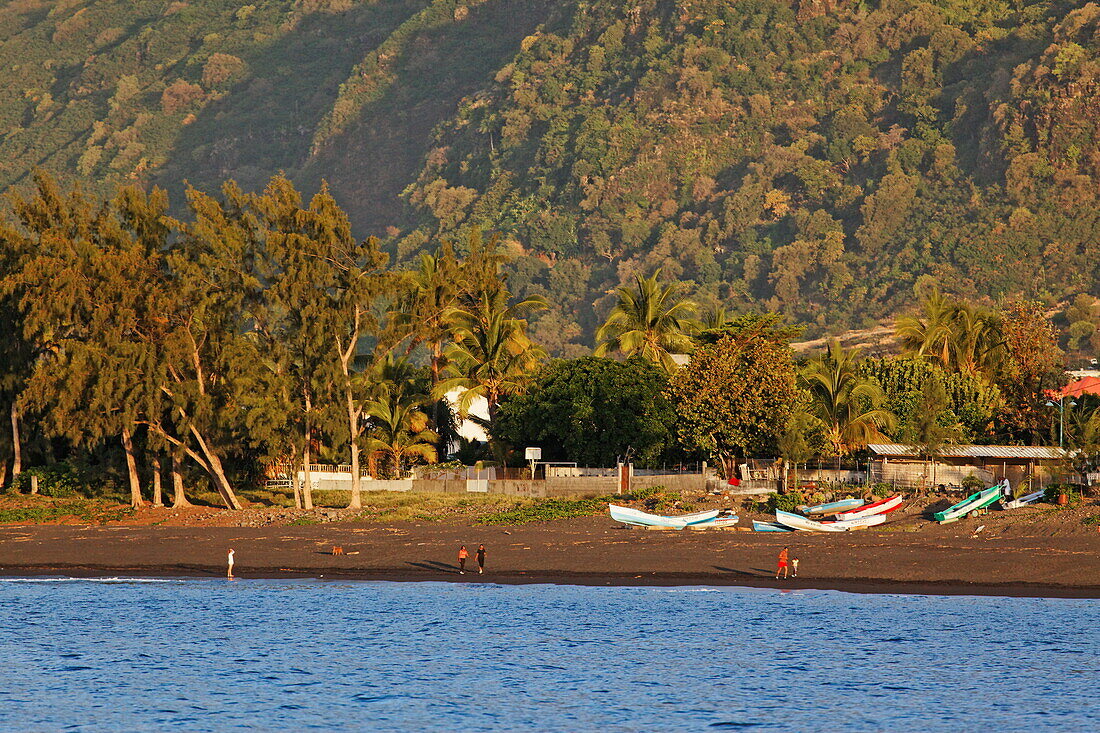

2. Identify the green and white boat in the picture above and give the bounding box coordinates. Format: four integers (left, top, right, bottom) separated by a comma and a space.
932, 481, 1008, 523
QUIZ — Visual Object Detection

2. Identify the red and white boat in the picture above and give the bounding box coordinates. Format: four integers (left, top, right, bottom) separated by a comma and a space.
833, 494, 904, 521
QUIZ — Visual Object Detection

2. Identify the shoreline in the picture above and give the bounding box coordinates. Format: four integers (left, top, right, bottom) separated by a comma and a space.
1, 563, 1099, 598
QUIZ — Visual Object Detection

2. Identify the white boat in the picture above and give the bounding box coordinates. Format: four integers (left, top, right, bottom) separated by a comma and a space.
609, 504, 720, 529
775, 510, 847, 532
833, 494, 904, 521
688, 514, 739, 530
822, 514, 887, 530
1002, 489, 1044, 510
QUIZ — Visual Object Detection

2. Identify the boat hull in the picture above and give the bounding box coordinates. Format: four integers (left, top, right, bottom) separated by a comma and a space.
802, 498, 864, 515
775, 510, 848, 532
1003, 490, 1044, 510
822, 514, 887, 530
833, 494, 904, 521
609, 505, 720, 528
932, 482, 1007, 523
752, 520, 793, 532
688, 515, 740, 529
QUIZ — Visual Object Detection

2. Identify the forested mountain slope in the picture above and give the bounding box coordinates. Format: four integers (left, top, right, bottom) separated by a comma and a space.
2, 0, 1099, 351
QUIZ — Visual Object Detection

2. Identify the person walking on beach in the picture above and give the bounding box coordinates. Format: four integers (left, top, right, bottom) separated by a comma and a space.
476, 544, 486, 575
791, 557, 799, 578
227, 548, 235, 579
776, 546, 789, 580
458, 545, 468, 574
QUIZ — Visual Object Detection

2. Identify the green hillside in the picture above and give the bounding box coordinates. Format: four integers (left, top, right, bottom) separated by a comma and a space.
2, 0, 1099, 351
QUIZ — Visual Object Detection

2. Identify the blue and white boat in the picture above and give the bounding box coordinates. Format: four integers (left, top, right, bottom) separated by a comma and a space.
800, 498, 864, 515
752, 520, 794, 532
609, 505, 720, 529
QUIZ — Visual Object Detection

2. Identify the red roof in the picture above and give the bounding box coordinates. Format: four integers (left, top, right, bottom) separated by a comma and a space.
1058, 376, 1100, 399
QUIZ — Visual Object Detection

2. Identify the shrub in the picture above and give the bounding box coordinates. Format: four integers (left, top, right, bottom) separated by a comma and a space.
1044, 483, 1082, 506
11, 464, 81, 498
961, 473, 984, 491
869, 482, 893, 498
756, 491, 804, 513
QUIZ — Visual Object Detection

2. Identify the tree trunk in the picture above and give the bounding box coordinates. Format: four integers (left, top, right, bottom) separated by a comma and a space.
302, 394, 314, 510
171, 447, 191, 508
187, 424, 242, 509
205, 449, 241, 510
121, 427, 143, 508
343, 381, 362, 509
0, 458, 7, 491
291, 463, 302, 509
151, 455, 163, 507
338, 308, 363, 510
10, 403, 21, 481
302, 434, 314, 512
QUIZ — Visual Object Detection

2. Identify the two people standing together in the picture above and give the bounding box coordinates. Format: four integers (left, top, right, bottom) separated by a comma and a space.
458, 544, 486, 575
776, 546, 799, 579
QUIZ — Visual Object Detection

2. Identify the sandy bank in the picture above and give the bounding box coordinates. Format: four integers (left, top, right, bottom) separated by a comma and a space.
0, 515, 1096, 598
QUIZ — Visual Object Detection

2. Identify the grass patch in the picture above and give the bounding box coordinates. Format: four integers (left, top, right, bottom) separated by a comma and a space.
345, 491, 522, 523
478, 497, 609, 525
1082, 515, 1100, 527
0, 498, 135, 524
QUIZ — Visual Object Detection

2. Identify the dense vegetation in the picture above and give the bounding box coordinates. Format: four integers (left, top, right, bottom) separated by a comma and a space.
3, 1, 1100, 350
2, 174, 1086, 512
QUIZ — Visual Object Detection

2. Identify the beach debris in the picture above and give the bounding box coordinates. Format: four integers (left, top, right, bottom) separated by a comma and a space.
974, 525, 985, 535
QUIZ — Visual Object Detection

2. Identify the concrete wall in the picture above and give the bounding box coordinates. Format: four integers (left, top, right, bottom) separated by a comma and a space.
314, 473, 703, 498
630, 474, 705, 493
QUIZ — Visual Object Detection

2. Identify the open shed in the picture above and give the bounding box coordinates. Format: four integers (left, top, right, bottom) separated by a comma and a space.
867, 443, 1070, 490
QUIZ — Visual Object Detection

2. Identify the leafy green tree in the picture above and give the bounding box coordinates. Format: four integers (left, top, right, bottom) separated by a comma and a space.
996, 300, 1067, 443
860, 356, 1000, 443
4, 174, 173, 507
910, 378, 962, 486
666, 328, 798, 477
595, 270, 698, 372
495, 356, 677, 467
801, 341, 895, 459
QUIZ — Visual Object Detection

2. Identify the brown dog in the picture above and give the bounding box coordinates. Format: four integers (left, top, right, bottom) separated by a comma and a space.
331, 545, 344, 556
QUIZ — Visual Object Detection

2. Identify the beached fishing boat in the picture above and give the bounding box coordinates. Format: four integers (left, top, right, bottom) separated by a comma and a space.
800, 498, 864, 515
833, 494, 904, 521
775, 510, 848, 532
688, 514, 740, 530
609, 505, 720, 529
932, 482, 1007, 523
1002, 489, 1044, 510
752, 520, 794, 532
821, 514, 887, 530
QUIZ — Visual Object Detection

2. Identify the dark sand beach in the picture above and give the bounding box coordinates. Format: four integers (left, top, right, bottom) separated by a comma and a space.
0, 512, 1096, 597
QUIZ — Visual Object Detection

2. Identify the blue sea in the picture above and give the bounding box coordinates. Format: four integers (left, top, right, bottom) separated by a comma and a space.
0, 579, 1095, 731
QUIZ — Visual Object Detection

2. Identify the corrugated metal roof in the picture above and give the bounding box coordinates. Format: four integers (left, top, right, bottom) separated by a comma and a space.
867, 444, 1067, 460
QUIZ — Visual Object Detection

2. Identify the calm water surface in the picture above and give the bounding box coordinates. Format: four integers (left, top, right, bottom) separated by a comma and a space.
0, 578, 1095, 731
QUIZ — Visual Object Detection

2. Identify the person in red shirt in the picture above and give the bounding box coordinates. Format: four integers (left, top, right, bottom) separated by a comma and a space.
776, 546, 790, 580
458, 545, 469, 574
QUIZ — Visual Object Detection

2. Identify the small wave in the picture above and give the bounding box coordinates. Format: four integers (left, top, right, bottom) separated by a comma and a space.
0, 577, 179, 584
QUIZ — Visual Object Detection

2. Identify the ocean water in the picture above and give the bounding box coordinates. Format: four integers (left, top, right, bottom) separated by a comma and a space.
0, 579, 1095, 731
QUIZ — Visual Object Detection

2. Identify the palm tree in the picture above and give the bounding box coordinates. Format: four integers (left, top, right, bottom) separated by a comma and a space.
392, 244, 461, 387
896, 289, 1003, 378
895, 289, 956, 365
364, 388, 438, 479
801, 341, 895, 458
595, 270, 698, 372
436, 290, 547, 425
